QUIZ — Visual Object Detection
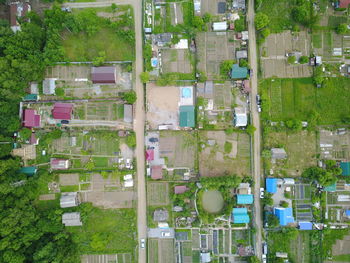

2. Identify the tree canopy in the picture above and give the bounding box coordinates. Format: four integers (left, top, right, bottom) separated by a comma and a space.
255, 13, 269, 30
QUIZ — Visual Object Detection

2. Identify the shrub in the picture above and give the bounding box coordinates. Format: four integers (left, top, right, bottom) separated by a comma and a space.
224, 141, 232, 153
299, 56, 309, 64
287, 56, 296, 64
122, 91, 137, 104
55, 87, 64, 97
139, 72, 150, 83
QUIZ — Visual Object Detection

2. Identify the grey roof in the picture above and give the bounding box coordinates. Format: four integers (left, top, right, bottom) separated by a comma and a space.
154, 33, 173, 46
232, 0, 246, 9
123, 104, 133, 123
60, 192, 79, 208
175, 231, 188, 241
236, 50, 248, 60
153, 209, 169, 222
218, 2, 226, 13
271, 148, 287, 159
43, 78, 56, 95
62, 212, 82, 226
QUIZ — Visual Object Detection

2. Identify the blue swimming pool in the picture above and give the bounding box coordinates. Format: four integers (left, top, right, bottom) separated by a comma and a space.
182, 87, 191, 98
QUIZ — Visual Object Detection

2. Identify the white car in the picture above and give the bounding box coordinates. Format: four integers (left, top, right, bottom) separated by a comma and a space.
161, 232, 170, 237
140, 239, 145, 249
260, 188, 265, 199
126, 159, 131, 169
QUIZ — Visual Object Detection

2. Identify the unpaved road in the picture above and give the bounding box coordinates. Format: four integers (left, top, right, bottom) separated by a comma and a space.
247, 0, 263, 259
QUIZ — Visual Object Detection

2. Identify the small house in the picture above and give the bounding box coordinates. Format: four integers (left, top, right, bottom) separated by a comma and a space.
153, 33, 173, 46
232, 208, 250, 224
124, 104, 133, 123
299, 221, 312, 230
232, 0, 246, 10
174, 185, 188, 194
52, 103, 73, 120
242, 31, 249, 41
194, 0, 201, 15
230, 64, 248, 79
212, 22, 227, 31
43, 78, 56, 95
276, 252, 288, 259
50, 158, 70, 170
9, 2, 31, 33
60, 192, 80, 208
274, 207, 294, 226
179, 106, 195, 128
266, 178, 277, 194
22, 109, 40, 128
62, 212, 82, 226
217, 2, 226, 14
151, 165, 162, 180
18, 166, 37, 176
153, 209, 168, 222
23, 94, 39, 102
200, 252, 211, 263
91, 66, 117, 84
271, 148, 287, 159
237, 194, 254, 204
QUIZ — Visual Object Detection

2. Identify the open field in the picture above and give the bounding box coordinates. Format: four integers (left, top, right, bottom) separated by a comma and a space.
147, 182, 169, 206
199, 131, 251, 177
73, 102, 123, 121
265, 131, 317, 176
161, 49, 193, 74
260, 77, 350, 124
148, 238, 175, 263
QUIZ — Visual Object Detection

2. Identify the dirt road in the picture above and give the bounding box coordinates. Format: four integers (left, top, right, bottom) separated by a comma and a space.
247, 0, 263, 259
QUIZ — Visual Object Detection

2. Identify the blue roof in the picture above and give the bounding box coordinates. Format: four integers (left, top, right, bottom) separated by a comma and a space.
237, 194, 254, 204
274, 207, 294, 226
18, 166, 37, 176
232, 208, 248, 214
266, 178, 277, 193
230, 64, 248, 79
299, 221, 312, 230
341, 162, 350, 176
346, 210, 350, 216
232, 208, 250, 224
324, 182, 336, 192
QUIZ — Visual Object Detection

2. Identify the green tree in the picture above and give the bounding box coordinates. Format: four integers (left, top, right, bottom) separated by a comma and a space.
140, 72, 150, 83
313, 66, 325, 86
285, 118, 302, 131
234, 18, 245, 32
262, 149, 271, 159
122, 91, 137, 104
336, 23, 348, 34
239, 59, 248, 67
224, 141, 232, 153
267, 214, 279, 228
263, 193, 273, 206
292, 5, 309, 25
55, 87, 65, 96
287, 55, 296, 64
299, 56, 309, 64
126, 132, 136, 148
302, 166, 336, 186
202, 13, 212, 23
280, 200, 289, 208
92, 51, 106, 66
111, 3, 117, 12
19, 128, 32, 141
260, 27, 270, 38
220, 60, 236, 76
255, 12, 269, 30
192, 16, 205, 30
246, 125, 256, 135
0, 144, 12, 159
171, 34, 180, 45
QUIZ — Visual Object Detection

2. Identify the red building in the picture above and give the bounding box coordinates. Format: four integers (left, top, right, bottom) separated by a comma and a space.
52, 103, 73, 120
23, 109, 40, 128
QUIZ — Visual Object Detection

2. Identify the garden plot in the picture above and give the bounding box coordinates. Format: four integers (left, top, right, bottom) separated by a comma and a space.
81, 254, 132, 263
147, 182, 170, 206
170, 2, 183, 25
196, 32, 237, 79
328, 234, 350, 261
199, 131, 251, 177
159, 131, 197, 169
45, 64, 132, 99
261, 31, 312, 78
231, 230, 251, 254
73, 101, 123, 121
200, 0, 227, 16
161, 49, 193, 74
265, 131, 317, 177
319, 129, 350, 161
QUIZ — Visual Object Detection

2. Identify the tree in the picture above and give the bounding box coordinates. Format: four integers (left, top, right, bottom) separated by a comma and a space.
280, 201, 289, 208
126, 132, 136, 148
55, 87, 65, 96
263, 193, 273, 206
171, 34, 180, 45
302, 166, 337, 186
220, 60, 235, 76
267, 214, 279, 228
292, 6, 309, 25
246, 125, 256, 135
140, 72, 150, 83
255, 12, 269, 30
287, 56, 296, 64
285, 119, 302, 131
192, 16, 205, 30
202, 13, 212, 23
313, 66, 325, 86
248, 256, 261, 263
262, 149, 271, 159
19, 128, 32, 141
299, 56, 309, 64
111, 3, 117, 12
0, 144, 12, 159
260, 27, 270, 38
239, 59, 248, 67
92, 51, 106, 66
234, 18, 245, 32
336, 23, 348, 34
122, 91, 137, 104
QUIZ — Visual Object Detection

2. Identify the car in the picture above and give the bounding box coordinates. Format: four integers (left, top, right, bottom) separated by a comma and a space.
126, 159, 132, 169
149, 137, 158, 143
260, 188, 265, 199
161, 232, 170, 237
256, 94, 261, 105
140, 239, 145, 249
257, 105, 262, 113
61, 120, 69, 124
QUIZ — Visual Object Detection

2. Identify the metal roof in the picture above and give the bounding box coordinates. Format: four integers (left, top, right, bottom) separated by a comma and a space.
230, 64, 248, 79
274, 207, 294, 226
123, 104, 133, 123
237, 194, 254, 204
62, 212, 82, 226
91, 66, 116, 84
266, 178, 277, 193
299, 221, 312, 230
179, 106, 195, 128
341, 162, 350, 176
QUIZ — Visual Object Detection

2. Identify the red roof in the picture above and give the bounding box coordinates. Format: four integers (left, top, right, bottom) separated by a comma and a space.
151, 165, 162, 180
146, 149, 154, 161
23, 109, 40, 128
50, 158, 69, 170
174, 185, 188, 194
340, 0, 350, 8
91, 67, 116, 84
52, 103, 73, 120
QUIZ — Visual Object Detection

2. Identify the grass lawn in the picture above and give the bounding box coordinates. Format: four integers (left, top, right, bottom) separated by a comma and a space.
60, 185, 79, 192
63, 28, 134, 61
260, 77, 350, 124
312, 33, 322, 48
92, 157, 109, 167
69, 206, 137, 254
333, 254, 350, 261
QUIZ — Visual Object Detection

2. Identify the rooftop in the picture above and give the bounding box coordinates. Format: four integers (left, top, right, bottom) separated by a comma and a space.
179, 106, 195, 128
174, 185, 188, 194
274, 207, 294, 226
60, 192, 79, 208
153, 209, 168, 222
237, 194, 254, 204
230, 64, 248, 79
341, 162, 350, 176
271, 148, 287, 159
62, 212, 82, 226
266, 178, 277, 194
151, 165, 162, 180
91, 66, 116, 84
52, 103, 73, 120
23, 109, 40, 128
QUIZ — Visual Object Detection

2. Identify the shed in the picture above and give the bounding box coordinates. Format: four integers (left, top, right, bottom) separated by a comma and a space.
43, 78, 56, 95
212, 22, 227, 31
237, 194, 254, 204
315, 56, 322, 65
299, 221, 313, 230
218, 2, 226, 13
341, 162, 350, 176
23, 109, 41, 128
153, 209, 168, 221
276, 252, 288, 258
200, 252, 211, 263
62, 212, 82, 226
29, 133, 39, 145
232, 208, 250, 224
52, 103, 73, 120
236, 50, 248, 60
60, 192, 79, 208
266, 178, 277, 194
242, 31, 249, 40
230, 64, 248, 79
274, 207, 294, 226
243, 80, 251, 93
345, 210, 350, 217
174, 185, 188, 194
151, 165, 162, 179
340, 0, 350, 8
18, 166, 37, 176
271, 148, 287, 159
232, 0, 246, 9
283, 178, 295, 185
194, 0, 201, 14
23, 94, 39, 101
91, 66, 116, 84
30, 82, 38, 94
50, 158, 70, 170
324, 182, 337, 192
10, 2, 31, 32
179, 106, 195, 128
123, 104, 133, 123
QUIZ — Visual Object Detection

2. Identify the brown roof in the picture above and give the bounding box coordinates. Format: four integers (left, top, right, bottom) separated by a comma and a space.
174, 186, 188, 194
91, 66, 116, 84
10, 2, 30, 27
151, 165, 162, 180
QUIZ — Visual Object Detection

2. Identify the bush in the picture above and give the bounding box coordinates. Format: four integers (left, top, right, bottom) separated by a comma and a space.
299, 56, 309, 64
126, 132, 136, 148
255, 12, 269, 30
336, 23, 348, 34
239, 59, 248, 68
287, 56, 296, 64
224, 141, 232, 153
202, 13, 212, 23
220, 60, 235, 77
55, 87, 64, 97
246, 125, 256, 135
234, 18, 245, 32
280, 201, 289, 208
122, 91, 137, 104
19, 128, 32, 141
139, 72, 150, 83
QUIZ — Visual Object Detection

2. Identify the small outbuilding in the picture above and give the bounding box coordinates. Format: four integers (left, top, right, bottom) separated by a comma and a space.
234, 107, 247, 127
174, 185, 188, 194
153, 209, 169, 222
299, 221, 313, 230
232, 207, 250, 224
212, 22, 227, 31
43, 78, 56, 95
91, 66, 117, 84
237, 194, 254, 204
62, 212, 83, 226
230, 64, 248, 79
200, 252, 211, 263
236, 50, 248, 60
18, 166, 37, 176
10, 2, 31, 33
60, 192, 80, 208
50, 158, 70, 170
266, 178, 277, 194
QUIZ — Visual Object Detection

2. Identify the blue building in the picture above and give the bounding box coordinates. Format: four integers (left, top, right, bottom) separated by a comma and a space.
266, 178, 277, 193
237, 194, 254, 204
299, 221, 312, 230
274, 207, 294, 226
232, 208, 250, 224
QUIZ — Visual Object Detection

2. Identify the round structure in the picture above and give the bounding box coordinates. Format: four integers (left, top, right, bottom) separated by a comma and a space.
201, 190, 224, 214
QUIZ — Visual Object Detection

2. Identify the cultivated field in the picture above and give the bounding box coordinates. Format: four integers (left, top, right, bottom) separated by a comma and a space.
148, 238, 175, 263
161, 49, 193, 74
147, 182, 170, 206
74, 102, 123, 121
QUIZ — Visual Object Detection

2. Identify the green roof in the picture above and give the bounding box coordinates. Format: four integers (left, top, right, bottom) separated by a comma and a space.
324, 182, 336, 192
23, 94, 38, 101
230, 64, 248, 79
179, 106, 195, 128
19, 166, 37, 176
341, 162, 350, 176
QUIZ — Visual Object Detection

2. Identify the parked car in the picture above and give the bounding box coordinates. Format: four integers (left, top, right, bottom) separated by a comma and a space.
161, 232, 170, 237
260, 187, 265, 199
126, 159, 132, 169
149, 137, 158, 143
140, 239, 145, 249
256, 94, 261, 105
257, 104, 262, 113
61, 120, 69, 124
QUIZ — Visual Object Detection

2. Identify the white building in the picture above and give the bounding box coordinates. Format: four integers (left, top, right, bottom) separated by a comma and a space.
212, 22, 227, 31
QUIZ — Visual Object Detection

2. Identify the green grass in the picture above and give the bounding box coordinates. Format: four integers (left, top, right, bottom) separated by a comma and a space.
92, 157, 109, 167
333, 254, 350, 261
69, 206, 136, 254
192, 250, 200, 263
148, 239, 159, 263
312, 33, 322, 48
328, 16, 348, 29
60, 185, 79, 192
260, 77, 350, 124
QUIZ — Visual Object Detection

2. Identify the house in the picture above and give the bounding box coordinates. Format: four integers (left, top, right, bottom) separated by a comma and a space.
315, 56, 322, 65
341, 162, 350, 176
146, 149, 154, 161
232, 208, 250, 224
212, 21, 227, 31
179, 106, 195, 128
43, 78, 56, 95
151, 165, 162, 179
339, 0, 350, 8
237, 194, 254, 204
124, 104, 133, 123
23, 109, 40, 128
299, 221, 313, 230
50, 158, 70, 170
271, 148, 287, 159
230, 64, 248, 79
218, 2, 226, 14
266, 178, 277, 194
274, 207, 295, 226
12, 144, 36, 160
232, 0, 246, 10
91, 66, 117, 84
9, 2, 31, 33
18, 166, 37, 176
200, 252, 211, 263
52, 103, 73, 120
154, 33, 173, 46
62, 212, 83, 226
234, 107, 247, 127
60, 192, 80, 208
236, 50, 248, 60
23, 94, 39, 102
153, 209, 168, 222
174, 185, 188, 194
